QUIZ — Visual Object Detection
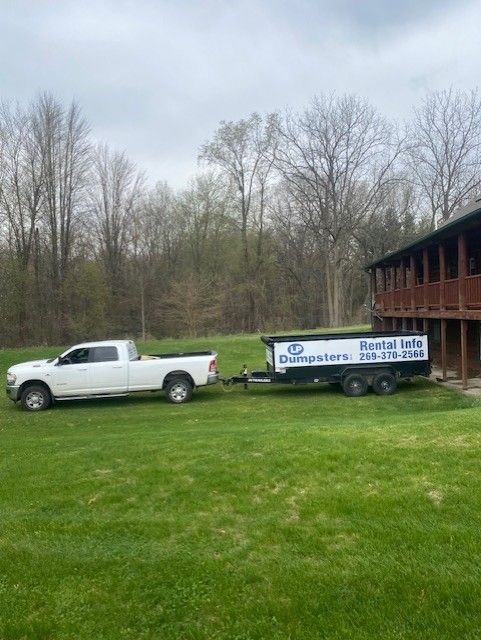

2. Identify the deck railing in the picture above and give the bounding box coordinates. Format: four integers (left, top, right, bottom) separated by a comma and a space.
414, 285, 424, 308
427, 282, 440, 307
466, 274, 481, 307
374, 277, 462, 311
445, 279, 459, 307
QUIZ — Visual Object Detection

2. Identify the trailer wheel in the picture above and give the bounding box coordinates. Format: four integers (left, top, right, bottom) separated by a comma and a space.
165, 378, 193, 404
342, 374, 368, 397
372, 372, 397, 396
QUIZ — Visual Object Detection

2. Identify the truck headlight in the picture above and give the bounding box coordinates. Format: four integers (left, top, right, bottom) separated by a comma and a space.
7, 372, 16, 385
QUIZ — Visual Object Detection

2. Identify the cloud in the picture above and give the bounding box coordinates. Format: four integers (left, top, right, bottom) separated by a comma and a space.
0, 0, 478, 186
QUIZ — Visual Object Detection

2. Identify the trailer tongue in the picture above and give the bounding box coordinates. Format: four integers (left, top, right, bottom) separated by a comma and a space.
223, 330, 431, 396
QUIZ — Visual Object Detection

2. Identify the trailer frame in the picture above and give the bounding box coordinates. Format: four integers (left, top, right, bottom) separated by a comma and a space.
223, 330, 431, 396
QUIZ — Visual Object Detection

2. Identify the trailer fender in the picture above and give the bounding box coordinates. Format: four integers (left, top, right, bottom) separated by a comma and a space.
340, 366, 396, 386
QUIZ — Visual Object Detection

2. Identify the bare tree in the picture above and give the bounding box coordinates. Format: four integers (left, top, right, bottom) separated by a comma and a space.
32, 93, 92, 339
132, 181, 179, 339
89, 143, 144, 334
270, 183, 328, 327
274, 94, 401, 326
407, 88, 481, 227
0, 101, 44, 341
0, 102, 43, 266
200, 113, 278, 330
163, 274, 220, 338
177, 172, 233, 276
91, 144, 144, 285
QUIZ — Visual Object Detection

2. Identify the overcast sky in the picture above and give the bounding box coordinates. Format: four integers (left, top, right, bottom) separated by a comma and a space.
0, 0, 479, 186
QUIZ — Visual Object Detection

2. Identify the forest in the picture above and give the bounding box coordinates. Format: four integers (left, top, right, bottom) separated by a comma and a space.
1, 88, 481, 346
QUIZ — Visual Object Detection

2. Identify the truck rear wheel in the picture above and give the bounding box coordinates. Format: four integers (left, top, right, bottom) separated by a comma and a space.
342, 374, 368, 397
372, 372, 397, 395
165, 378, 193, 404
21, 384, 52, 411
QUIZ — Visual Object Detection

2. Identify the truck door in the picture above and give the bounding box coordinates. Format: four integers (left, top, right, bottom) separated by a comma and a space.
89, 346, 128, 394
52, 347, 91, 396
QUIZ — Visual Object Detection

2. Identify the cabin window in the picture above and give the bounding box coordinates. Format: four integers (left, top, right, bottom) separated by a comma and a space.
386, 267, 392, 290
415, 257, 423, 285
394, 265, 400, 289
428, 247, 440, 282
405, 266, 411, 287
445, 241, 458, 279
467, 236, 481, 275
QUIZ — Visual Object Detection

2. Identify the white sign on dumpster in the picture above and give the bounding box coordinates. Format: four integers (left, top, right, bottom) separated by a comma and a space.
273, 335, 428, 371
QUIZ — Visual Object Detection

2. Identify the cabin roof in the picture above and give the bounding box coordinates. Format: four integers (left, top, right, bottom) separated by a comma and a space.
366, 197, 481, 269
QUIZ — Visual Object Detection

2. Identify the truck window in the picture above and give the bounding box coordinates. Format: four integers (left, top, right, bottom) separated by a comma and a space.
91, 346, 119, 363
63, 348, 90, 364
127, 342, 139, 361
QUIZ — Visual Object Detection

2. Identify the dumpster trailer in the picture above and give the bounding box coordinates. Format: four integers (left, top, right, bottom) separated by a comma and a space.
223, 330, 431, 396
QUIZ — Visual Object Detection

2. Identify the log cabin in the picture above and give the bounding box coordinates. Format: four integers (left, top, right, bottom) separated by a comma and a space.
367, 197, 481, 389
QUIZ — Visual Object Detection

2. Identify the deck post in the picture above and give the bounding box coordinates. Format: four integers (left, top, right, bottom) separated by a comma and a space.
370, 269, 376, 323
412, 317, 418, 331
458, 233, 467, 310
400, 258, 406, 310
402, 317, 407, 330
423, 247, 429, 308
460, 319, 468, 390
439, 244, 446, 310
441, 318, 447, 381
410, 255, 416, 310
380, 268, 386, 311
423, 318, 429, 333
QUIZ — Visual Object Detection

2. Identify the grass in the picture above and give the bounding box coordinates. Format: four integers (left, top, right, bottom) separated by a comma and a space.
1, 326, 481, 639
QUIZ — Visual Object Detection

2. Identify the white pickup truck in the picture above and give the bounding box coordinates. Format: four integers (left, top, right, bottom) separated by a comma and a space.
6, 340, 218, 411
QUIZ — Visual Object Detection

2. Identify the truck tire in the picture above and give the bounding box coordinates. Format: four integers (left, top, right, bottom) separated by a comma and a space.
342, 374, 368, 397
165, 378, 193, 404
20, 384, 52, 411
372, 372, 397, 395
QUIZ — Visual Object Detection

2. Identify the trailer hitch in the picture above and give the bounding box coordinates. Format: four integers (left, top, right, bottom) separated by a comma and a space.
220, 364, 249, 390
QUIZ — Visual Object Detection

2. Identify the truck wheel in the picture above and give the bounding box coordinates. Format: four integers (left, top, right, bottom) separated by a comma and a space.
165, 378, 193, 404
21, 385, 52, 411
372, 372, 397, 395
342, 374, 368, 397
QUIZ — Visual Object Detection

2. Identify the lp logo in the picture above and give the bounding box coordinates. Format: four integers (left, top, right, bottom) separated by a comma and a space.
287, 343, 304, 355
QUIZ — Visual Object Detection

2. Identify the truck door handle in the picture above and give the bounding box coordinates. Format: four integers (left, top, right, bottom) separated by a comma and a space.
112, 365, 123, 369
78, 368, 88, 371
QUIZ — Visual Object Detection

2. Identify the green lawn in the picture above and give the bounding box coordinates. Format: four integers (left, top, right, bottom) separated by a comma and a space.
1, 328, 481, 639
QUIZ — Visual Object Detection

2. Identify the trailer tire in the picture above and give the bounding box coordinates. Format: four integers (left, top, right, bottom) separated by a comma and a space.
342, 374, 368, 397
372, 372, 397, 396
20, 384, 52, 411
165, 378, 193, 404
